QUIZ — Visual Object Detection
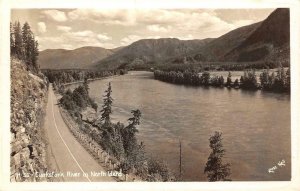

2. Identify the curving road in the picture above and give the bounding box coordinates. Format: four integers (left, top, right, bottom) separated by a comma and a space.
44, 84, 114, 182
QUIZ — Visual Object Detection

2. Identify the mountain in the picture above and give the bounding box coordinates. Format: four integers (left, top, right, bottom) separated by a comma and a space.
195, 22, 262, 61
93, 38, 214, 70
39, 8, 289, 70
224, 8, 290, 63
173, 8, 289, 64
38, 46, 118, 69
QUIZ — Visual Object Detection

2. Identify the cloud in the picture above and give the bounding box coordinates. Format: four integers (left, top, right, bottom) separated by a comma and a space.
68, 9, 136, 25
39, 28, 114, 50
71, 30, 94, 37
66, 9, 238, 39
37, 22, 46, 33
43, 10, 67, 22
147, 25, 171, 33
97, 34, 112, 41
57, 25, 72, 32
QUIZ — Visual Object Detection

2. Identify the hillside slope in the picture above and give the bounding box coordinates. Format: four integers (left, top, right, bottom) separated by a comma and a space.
224, 8, 290, 63
38, 46, 116, 69
10, 58, 50, 181
161, 8, 289, 65
94, 38, 213, 70
197, 22, 262, 61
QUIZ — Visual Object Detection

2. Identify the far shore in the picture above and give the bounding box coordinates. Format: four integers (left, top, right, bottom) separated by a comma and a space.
63, 74, 122, 86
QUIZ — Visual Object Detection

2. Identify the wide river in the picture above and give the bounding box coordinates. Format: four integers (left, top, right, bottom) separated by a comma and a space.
68, 71, 290, 181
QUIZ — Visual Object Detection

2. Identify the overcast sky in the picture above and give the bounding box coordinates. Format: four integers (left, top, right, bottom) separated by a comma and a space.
11, 9, 275, 50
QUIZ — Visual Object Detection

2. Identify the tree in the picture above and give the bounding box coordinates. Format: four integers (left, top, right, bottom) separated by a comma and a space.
240, 70, 258, 90
13, 21, 23, 59
260, 69, 270, 90
226, 72, 232, 87
204, 131, 231, 181
11, 21, 39, 72
83, 77, 89, 92
122, 109, 142, 155
127, 109, 141, 132
100, 82, 113, 124
233, 79, 239, 87
22, 22, 32, 63
201, 72, 210, 86
10, 22, 15, 55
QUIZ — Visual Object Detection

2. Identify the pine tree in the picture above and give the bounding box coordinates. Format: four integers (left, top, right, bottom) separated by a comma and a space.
226, 72, 232, 87
22, 22, 32, 63
13, 21, 23, 59
10, 22, 15, 55
204, 131, 231, 181
127, 109, 141, 133
100, 82, 113, 124
31, 38, 39, 70
122, 109, 142, 157
83, 77, 89, 92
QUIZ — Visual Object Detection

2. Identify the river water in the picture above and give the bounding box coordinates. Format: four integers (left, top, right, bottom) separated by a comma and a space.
68, 71, 290, 181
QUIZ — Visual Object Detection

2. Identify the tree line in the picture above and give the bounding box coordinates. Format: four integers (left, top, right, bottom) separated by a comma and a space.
154, 67, 290, 93
42, 69, 127, 92
10, 21, 39, 72
59, 78, 98, 114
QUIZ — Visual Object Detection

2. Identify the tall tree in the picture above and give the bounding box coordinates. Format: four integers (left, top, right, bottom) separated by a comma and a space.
10, 22, 15, 55
100, 82, 113, 124
83, 77, 89, 92
22, 22, 32, 63
13, 21, 23, 59
127, 109, 141, 133
122, 109, 142, 161
204, 131, 231, 181
226, 72, 232, 87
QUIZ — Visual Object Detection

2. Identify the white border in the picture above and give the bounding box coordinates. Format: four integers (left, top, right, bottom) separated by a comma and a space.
1, 0, 300, 191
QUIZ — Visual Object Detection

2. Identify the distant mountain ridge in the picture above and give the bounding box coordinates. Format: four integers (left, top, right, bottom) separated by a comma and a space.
38, 46, 118, 69
93, 38, 214, 70
38, 8, 289, 70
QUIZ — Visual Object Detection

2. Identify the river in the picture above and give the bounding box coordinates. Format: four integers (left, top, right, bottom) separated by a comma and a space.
68, 71, 290, 181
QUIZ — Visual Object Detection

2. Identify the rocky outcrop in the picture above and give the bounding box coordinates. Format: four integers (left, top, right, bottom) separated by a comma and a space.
10, 58, 49, 182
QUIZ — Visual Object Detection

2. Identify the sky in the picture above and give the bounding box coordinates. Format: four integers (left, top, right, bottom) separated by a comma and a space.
11, 9, 275, 51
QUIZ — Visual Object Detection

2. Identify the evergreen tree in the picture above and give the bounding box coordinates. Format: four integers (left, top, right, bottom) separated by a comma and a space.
83, 77, 89, 92
13, 21, 23, 59
32, 38, 39, 69
226, 72, 232, 87
22, 22, 32, 63
10, 22, 15, 55
204, 131, 231, 181
100, 82, 113, 124
201, 72, 210, 86
260, 69, 270, 90
11, 21, 39, 71
122, 110, 141, 152
233, 79, 239, 87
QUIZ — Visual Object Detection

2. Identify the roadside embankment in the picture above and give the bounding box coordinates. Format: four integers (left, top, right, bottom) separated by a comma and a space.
10, 58, 51, 182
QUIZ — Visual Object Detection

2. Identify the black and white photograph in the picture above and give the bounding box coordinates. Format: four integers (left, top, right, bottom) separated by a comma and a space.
1, 0, 300, 190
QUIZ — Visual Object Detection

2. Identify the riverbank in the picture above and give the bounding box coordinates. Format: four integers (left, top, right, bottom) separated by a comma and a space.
153, 69, 290, 93
63, 75, 122, 86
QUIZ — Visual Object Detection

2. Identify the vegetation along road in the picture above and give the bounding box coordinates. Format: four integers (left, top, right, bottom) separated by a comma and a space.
44, 84, 114, 182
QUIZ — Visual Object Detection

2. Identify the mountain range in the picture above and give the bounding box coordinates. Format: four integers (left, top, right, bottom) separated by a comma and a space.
38, 8, 289, 70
